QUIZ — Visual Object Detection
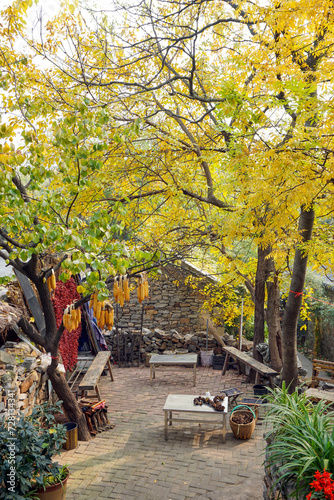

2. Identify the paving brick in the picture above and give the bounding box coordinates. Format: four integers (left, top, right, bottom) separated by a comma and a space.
60, 365, 265, 499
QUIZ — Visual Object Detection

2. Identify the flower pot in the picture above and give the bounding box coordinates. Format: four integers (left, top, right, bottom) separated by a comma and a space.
34, 471, 69, 500
200, 349, 213, 367
229, 405, 256, 440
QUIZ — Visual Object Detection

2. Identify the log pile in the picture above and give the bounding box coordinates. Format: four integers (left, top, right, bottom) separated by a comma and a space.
0, 341, 47, 421
104, 327, 253, 364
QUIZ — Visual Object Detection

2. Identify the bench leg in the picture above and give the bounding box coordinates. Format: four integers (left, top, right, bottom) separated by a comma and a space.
95, 386, 102, 401
193, 363, 196, 386
222, 354, 229, 375
107, 359, 114, 381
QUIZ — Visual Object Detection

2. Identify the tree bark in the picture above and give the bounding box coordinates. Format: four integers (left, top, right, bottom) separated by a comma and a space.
281, 206, 315, 392
266, 256, 283, 372
48, 370, 91, 441
248, 245, 270, 382
253, 245, 270, 362
16, 260, 91, 440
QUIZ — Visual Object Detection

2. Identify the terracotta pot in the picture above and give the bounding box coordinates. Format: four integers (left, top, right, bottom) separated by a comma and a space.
34, 471, 69, 500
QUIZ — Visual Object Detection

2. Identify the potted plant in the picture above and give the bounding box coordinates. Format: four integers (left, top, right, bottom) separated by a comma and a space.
0, 401, 69, 499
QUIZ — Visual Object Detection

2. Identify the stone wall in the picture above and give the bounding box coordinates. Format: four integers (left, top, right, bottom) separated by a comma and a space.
0, 342, 47, 421
116, 265, 211, 334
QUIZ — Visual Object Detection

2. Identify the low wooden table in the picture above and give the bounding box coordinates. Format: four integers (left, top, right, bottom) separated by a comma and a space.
163, 394, 229, 442
149, 354, 198, 386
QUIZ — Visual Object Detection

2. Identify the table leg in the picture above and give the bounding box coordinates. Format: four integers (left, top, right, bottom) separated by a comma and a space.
169, 411, 172, 426
164, 411, 168, 440
150, 365, 153, 385
255, 372, 260, 384
153, 364, 155, 379
193, 363, 196, 386
222, 413, 227, 443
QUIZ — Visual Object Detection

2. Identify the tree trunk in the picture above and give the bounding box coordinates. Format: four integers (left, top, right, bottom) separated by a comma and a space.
248, 245, 270, 382
253, 245, 270, 362
266, 256, 283, 372
18, 263, 91, 440
281, 206, 315, 392
48, 370, 91, 441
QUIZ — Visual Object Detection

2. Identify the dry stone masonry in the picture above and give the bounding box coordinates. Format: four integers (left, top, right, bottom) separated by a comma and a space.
116, 265, 212, 334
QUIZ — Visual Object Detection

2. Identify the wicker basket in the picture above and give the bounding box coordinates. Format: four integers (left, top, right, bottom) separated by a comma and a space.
229, 405, 256, 440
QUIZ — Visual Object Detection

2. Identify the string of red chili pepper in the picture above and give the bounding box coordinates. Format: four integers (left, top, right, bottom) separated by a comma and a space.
51, 277, 82, 372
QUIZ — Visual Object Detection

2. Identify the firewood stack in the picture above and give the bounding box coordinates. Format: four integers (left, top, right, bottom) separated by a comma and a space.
79, 399, 113, 436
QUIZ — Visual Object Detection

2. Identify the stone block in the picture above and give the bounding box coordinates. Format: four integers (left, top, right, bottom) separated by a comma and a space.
20, 371, 39, 393
0, 351, 17, 366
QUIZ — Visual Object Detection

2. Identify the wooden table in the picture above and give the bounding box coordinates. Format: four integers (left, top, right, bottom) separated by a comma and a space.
163, 394, 229, 442
222, 346, 278, 387
149, 354, 198, 386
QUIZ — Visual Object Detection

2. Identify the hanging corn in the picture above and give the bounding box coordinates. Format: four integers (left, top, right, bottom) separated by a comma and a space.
123, 275, 130, 302
143, 272, 149, 299
51, 269, 56, 290
118, 275, 125, 307
114, 277, 119, 302
137, 277, 143, 304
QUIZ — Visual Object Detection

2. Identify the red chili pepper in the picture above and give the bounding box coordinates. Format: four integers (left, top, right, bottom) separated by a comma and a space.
51, 277, 82, 371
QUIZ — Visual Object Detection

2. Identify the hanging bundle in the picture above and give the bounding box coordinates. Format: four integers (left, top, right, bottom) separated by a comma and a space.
113, 277, 119, 303
63, 303, 81, 332
123, 275, 130, 302
46, 269, 57, 294
105, 302, 114, 330
142, 272, 149, 299
118, 276, 125, 307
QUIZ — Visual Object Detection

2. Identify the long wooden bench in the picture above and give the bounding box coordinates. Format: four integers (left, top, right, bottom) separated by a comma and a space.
78, 351, 114, 400
305, 387, 334, 405
222, 346, 279, 387
311, 358, 334, 388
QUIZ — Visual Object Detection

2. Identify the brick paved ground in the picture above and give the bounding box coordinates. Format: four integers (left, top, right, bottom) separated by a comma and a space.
59, 364, 266, 500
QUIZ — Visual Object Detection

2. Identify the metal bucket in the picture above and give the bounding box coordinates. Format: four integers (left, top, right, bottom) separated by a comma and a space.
200, 350, 213, 367
63, 422, 78, 451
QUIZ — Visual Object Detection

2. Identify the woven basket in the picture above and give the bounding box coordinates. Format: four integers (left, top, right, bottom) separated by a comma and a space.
229, 405, 256, 440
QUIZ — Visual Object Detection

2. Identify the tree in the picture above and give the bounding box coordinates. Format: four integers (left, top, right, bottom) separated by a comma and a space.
4, 0, 334, 393
0, 2, 164, 439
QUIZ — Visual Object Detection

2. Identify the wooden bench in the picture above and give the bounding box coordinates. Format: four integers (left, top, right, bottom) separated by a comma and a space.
311, 358, 334, 388
78, 351, 114, 400
305, 387, 334, 405
222, 346, 279, 387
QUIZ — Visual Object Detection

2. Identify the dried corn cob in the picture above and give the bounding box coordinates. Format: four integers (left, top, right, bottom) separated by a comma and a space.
96, 300, 102, 321
137, 278, 142, 304
143, 272, 149, 299
123, 275, 130, 301
51, 269, 56, 290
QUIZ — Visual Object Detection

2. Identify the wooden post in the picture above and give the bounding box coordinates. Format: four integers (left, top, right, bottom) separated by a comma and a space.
239, 298, 244, 351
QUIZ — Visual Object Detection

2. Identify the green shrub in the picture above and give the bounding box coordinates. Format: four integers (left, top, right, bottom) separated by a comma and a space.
0, 401, 67, 500
264, 383, 334, 498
